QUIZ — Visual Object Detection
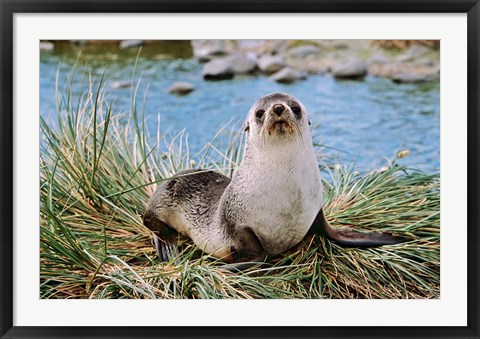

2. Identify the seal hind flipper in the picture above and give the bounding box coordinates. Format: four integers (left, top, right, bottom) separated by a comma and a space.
309, 208, 408, 247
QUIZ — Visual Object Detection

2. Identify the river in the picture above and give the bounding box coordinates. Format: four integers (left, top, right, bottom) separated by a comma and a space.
40, 41, 440, 173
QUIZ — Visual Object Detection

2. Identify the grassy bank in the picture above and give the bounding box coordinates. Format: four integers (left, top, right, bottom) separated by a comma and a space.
40, 69, 440, 299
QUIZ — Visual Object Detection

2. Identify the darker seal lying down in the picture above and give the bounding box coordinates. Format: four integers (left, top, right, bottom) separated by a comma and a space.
143, 93, 406, 270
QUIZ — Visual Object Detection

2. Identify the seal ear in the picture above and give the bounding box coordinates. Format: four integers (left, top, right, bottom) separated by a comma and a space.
308, 119, 311, 126
244, 122, 250, 132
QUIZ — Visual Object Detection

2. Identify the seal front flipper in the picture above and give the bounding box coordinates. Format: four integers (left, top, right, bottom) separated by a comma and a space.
143, 212, 179, 263
152, 232, 179, 263
309, 208, 408, 247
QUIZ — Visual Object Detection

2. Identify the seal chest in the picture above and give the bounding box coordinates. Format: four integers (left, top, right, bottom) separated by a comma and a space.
227, 139, 322, 254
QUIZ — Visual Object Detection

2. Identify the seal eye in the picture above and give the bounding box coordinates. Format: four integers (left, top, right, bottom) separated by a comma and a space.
255, 109, 265, 119
291, 106, 302, 118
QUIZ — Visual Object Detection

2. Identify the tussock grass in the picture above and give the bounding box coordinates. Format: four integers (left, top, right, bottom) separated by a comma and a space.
40, 68, 440, 299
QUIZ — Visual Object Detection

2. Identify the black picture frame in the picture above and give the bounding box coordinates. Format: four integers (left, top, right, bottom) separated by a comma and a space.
1, 1, 479, 338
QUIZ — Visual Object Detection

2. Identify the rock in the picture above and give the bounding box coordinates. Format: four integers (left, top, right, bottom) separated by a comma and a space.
391, 72, 434, 83
398, 44, 433, 63
331, 58, 367, 80
405, 44, 433, 58
307, 63, 330, 74
236, 40, 266, 50
397, 54, 415, 63
229, 53, 257, 74
303, 61, 331, 74
110, 80, 131, 89
119, 40, 143, 49
257, 55, 286, 74
367, 52, 390, 65
168, 81, 195, 95
40, 41, 54, 51
258, 40, 289, 56
202, 58, 234, 80
270, 67, 307, 83
287, 60, 330, 74
286, 45, 321, 59
333, 41, 350, 49
286, 56, 333, 75
191, 40, 231, 62
417, 58, 434, 67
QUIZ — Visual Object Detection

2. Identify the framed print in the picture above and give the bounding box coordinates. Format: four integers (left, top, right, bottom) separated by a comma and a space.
1, 1, 479, 338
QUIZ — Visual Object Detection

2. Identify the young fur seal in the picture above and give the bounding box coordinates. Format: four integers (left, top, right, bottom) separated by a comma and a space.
143, 93, 406, 269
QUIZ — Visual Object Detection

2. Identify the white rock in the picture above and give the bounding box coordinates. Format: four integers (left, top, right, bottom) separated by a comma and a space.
368, 52, 390, 65
230, 54, 257, 74
270, 67, 307, 83
119, 40, 144, 49
286, 45, 321, 59
332, 58, 367, 80
40, 42, 54, 51
391, 73, 434, 83
191, 40, 230, 62
202, 58, 234, 80
110, 81, 131, 89
257, 55, 285, 74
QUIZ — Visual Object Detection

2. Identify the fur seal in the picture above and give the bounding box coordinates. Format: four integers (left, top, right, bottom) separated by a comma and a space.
143, 93, 406, 269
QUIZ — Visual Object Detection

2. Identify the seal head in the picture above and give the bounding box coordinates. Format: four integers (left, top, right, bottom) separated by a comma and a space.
245, 92, 309, 147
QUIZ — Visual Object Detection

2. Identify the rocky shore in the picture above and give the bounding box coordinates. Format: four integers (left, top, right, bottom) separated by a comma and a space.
190, 39, 439, 84
41, 39, 440, 92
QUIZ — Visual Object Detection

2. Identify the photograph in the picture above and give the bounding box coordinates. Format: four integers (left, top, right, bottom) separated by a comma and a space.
39, 39, 441, 300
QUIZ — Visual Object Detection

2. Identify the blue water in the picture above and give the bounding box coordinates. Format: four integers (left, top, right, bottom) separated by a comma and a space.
40, 42, 440, 173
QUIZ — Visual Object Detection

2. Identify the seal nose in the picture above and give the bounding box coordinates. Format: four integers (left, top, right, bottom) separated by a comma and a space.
273, 104, 285, 116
